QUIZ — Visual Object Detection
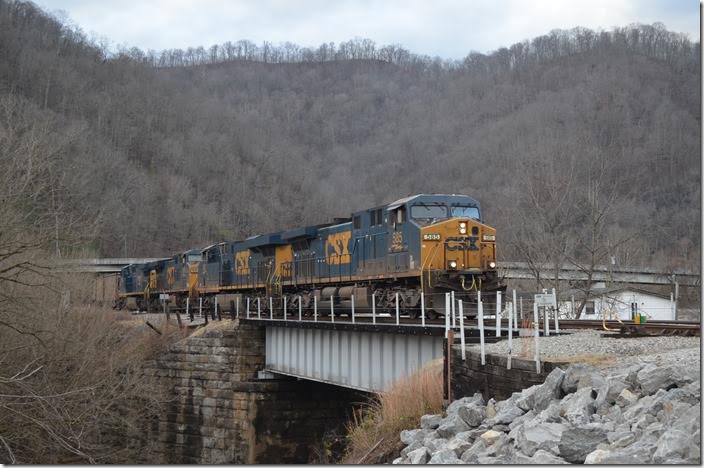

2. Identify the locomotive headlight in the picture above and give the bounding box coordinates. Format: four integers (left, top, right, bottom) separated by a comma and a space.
459, 222, 467, 234
449, 260, 458, 269
489, 261, 496, 269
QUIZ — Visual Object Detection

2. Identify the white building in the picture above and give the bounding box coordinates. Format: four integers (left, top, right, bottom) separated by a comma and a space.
561, 285, 676, 321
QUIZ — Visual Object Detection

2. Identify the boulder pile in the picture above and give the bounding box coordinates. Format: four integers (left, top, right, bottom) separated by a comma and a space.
393, 360, 700, 464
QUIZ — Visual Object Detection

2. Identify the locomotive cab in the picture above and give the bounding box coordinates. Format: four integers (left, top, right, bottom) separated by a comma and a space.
385, 194, 504, 315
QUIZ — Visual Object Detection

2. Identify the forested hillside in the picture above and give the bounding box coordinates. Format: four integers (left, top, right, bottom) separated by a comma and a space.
0, 0, 699, 273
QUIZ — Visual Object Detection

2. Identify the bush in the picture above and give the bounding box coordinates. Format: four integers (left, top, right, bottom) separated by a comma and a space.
343, 359, 444, 464
0, 270, 186, 464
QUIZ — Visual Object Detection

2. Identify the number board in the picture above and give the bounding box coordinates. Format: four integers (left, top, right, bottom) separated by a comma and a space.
423, 233, 441, 241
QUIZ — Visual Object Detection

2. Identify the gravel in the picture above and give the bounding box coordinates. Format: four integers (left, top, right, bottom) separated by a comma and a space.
472, 330, 700, 368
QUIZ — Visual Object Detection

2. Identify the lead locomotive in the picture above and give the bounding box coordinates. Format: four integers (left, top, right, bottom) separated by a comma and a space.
116, 194, 505, 318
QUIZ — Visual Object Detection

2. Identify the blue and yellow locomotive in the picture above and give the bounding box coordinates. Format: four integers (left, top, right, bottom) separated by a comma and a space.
117, 194, 505, 318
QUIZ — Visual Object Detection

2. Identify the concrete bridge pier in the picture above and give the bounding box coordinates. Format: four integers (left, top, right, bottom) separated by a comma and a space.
143, 320, 364, 464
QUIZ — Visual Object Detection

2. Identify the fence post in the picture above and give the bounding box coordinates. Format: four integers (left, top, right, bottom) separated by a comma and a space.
458, 300, 466, 361
519, 296, 523, 320
395, 292, 400, 326
283, 296, 287, 321
330, 295, 334, 323
314, 295, 318, 322
236, 296, 239, 319
478, 291, 485, 365
552, 288, 559, 333
444, 293, 450, 338
451, 291, 456, 328
533, 301, 541, 373
372, 292, 376, 324
257, 297, 261, 319
351, 294, 355, 324
186, 296, 189, 316
495, 291, 502, 337
269, 297, 273, 320
298, 295, 302, 321
544, 300, 550, 336
421, 292, 425, 327
445, 329, 454, 403
246, 297, 250, 319
674, 281, 679, 319
199, 297, 203, 319
507, 300, 513, 370
512, 289, 517, 335
214, 296, 219, 321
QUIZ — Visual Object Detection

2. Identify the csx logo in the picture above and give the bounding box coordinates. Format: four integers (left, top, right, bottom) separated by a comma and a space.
446, 236, 479, 251
325, 231, 351, 265
235, 251, 250, 274
167, 266, 176, 285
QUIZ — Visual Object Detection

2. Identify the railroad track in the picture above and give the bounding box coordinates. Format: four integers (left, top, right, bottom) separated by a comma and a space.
559, 319, 701, 336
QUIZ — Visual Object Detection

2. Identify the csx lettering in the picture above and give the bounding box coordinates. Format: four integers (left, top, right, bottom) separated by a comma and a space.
167, 266, 176, 285
235, 251, 250, 274
325, 231, 351, 265
446, 236, 479, 251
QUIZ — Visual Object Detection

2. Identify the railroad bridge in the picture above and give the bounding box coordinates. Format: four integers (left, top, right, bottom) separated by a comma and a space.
146, 304, 504, 463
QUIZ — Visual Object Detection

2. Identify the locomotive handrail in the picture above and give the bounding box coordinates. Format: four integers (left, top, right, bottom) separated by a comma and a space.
421, 241, 443, 290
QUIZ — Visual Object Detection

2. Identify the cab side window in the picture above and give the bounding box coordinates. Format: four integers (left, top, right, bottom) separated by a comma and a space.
353, 215, 361, 229
397, 207, 406, 225
390, 207, 406, 230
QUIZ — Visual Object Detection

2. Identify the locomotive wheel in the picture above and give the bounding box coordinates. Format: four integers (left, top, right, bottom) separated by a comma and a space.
408, 309, 420, 320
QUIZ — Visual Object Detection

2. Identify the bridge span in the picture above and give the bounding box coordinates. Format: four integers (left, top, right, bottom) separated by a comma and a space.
174, 292, 508, 393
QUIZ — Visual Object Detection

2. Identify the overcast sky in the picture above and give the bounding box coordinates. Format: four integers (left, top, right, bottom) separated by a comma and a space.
33, 0, 700, 59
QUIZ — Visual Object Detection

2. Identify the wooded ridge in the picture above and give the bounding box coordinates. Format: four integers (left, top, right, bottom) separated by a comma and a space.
0, 0, 699, 274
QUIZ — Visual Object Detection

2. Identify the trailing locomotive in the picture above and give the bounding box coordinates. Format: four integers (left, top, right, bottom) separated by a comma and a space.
117, 194, 505, 318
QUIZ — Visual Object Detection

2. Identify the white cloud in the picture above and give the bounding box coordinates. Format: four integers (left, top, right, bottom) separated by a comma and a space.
34, 0, 700, 59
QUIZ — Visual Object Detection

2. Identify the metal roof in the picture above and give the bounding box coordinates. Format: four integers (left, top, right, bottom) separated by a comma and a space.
281, 224, 330, 240
386, 193, 480, 210
242, 232, 286, 248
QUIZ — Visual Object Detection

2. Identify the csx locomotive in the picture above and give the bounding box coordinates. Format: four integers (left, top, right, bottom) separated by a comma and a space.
117, 194, 505, 318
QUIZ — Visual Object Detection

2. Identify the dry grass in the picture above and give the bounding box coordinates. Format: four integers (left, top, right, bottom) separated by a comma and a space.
342, 358, 444, 464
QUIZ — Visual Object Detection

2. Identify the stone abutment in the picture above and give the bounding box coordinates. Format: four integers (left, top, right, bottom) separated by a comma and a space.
142, 320, 364, 463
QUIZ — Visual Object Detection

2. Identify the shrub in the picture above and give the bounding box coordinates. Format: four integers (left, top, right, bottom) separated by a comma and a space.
0, 271, 186, 464
343, 358, 444, 464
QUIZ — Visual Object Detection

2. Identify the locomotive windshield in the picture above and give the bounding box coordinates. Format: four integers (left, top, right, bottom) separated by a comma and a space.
451, 205, 480, 220
411, 203, 448, 224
